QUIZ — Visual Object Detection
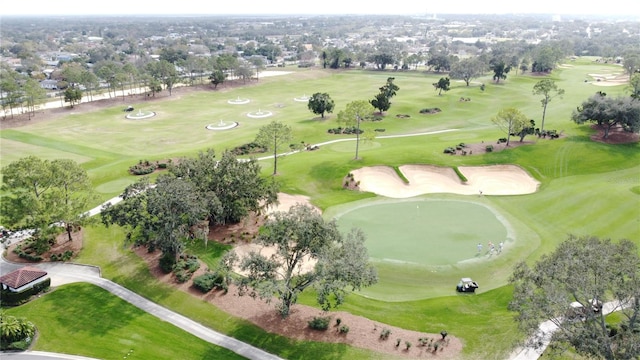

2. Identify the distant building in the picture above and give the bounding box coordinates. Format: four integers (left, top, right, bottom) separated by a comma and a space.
40, 79, 58, 90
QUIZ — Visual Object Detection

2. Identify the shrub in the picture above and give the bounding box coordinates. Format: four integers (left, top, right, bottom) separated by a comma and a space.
396, 338, 401, 347
308, 316, 331, 331
339, 325, 349, 334
193, 271, 227, 293
174, 269, 192, 283
419, 107, 441, 114
486, 145, 494, 152
335, 318, 342, 326
231, 142, 267, 155
405, 341, 412, 350
498, 138, 508, 143
159, 253, 176, 273
380, 328, 392, 340
443, 147, 456, 154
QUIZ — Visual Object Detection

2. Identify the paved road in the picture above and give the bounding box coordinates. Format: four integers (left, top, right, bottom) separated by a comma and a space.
0, 256, 282, 360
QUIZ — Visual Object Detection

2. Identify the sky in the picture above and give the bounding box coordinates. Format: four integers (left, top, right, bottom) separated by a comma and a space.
1, 0, 637, 17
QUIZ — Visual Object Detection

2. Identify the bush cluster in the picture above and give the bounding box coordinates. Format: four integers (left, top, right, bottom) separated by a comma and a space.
173, 254, 200, 283
129, 160, 156, 175
12, 235, 56, 261
419, 107, 441, 114
50, 250, 73, 261
193, 271, 228, 293
327, 126, 363, 135
443, 143, 470, 155
231, 142, 267, 155
380, 328, 392, 340
308, 316, 331, 330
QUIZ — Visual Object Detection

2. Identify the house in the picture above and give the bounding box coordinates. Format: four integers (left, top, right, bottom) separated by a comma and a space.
40, 79, 58, 90
0, 266, 49, 293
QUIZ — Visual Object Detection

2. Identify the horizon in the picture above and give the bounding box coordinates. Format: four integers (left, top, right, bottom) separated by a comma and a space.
1, 0, 638, 18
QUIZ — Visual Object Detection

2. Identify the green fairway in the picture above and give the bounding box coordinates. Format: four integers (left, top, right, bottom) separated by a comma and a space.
4, 283, 246, 360
2, 59, 639, 359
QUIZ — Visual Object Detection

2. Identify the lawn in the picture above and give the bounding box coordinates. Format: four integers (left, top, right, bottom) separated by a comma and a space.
2, 58, 638, 359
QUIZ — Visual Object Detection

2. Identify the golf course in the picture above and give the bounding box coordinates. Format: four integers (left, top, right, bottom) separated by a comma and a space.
2, 56, 639, 359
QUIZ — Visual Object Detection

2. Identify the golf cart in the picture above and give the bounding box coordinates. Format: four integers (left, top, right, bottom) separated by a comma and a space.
456, 277, 479, 293
566, 299, 603, 321
124, 105, 134, 112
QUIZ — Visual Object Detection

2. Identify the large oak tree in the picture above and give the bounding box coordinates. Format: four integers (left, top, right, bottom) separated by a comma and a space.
509, 235, 640, 360
1, 156, 97, 240
237, 204, 377, 317
571, 92, 640, 139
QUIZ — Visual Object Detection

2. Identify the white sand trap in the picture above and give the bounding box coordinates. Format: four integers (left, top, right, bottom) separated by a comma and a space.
234, 192, 318, 276
264, 192, 319, 215
352, 165, 539, 198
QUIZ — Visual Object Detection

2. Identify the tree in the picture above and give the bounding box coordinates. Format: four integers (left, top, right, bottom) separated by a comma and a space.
509, 235, 640, 360
433, 77, 450, 96
22, 77, 46, 119
490, 60, 511, 83
622, 52, 640, 76
1, 157, 96, 237
427, 54, 452, 72
449, 57, 486, 86
369, 53, 394, 70
0, 311, 36, 350
254, 120, 293, 175
49, 159, 98, 241
146, 175, 208, 257
532, 79, 565, 131
101, 177, 156, 247
370, 77, 399, 113
370, 93, 391, 113
491, 108, 528, 146
63, 87, 82, 108
237, 204, 377, 317
209, 69, 226, 89
307, 92, 335, 119
571, 93, 640, 139
169, 149, 278, 225
628, 73, 640, 100
336, 100, 374, 160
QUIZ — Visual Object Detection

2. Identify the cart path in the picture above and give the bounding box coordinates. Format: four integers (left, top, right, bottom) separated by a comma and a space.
0, 256, 282, 360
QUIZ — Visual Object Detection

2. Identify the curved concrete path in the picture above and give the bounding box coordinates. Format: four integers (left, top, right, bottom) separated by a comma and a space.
0, 257, 282, 360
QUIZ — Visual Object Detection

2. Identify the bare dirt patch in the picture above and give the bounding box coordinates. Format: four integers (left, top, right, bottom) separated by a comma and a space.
4, 229, 84, 263
589, 124, 639, 144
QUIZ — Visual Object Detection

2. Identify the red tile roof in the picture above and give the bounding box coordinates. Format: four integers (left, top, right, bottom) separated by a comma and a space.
0, 267, 48, 289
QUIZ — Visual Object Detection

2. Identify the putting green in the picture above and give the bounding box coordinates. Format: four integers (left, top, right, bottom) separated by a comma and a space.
335, 198, 511, 266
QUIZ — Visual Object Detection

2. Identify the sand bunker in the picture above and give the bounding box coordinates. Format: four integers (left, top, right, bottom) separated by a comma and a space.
233, 192, 318, 276
352, 165, 539, 198
264, 192, 318, 215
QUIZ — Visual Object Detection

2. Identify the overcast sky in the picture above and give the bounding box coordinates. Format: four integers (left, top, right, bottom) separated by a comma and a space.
1, 0, 636, 16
